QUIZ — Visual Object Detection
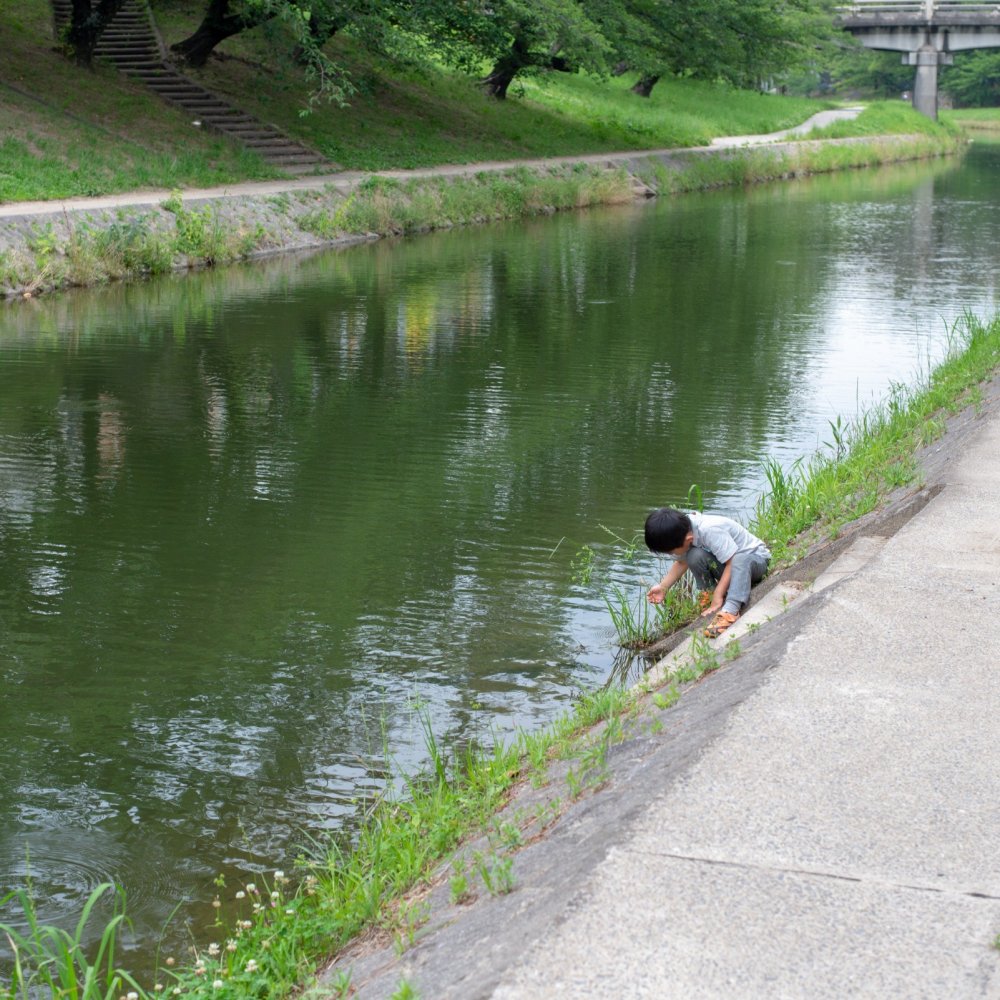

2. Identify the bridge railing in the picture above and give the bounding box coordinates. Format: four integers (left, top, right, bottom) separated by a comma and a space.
836, 1, 1000, 13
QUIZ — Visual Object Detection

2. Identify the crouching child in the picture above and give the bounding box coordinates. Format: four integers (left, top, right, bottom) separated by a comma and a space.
644, 507, 770, 638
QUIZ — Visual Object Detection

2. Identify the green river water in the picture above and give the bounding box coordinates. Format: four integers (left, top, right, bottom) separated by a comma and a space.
2, 142, 1000, 956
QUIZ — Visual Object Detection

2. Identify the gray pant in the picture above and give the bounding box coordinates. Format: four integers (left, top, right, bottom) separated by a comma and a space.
684, 546, 769, 615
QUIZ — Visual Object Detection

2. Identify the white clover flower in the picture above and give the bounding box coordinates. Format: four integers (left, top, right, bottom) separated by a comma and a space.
245, 883, 256, 893
235, 891, 245, 900
165, 957, 176, 967
208, 943, 220, 957
226, 940, 238, 953
270, 891, 279, 900
239, 919, 253, 929
172, 990, 182, 997
128, 992, 139, 999
212, 899, 222, 909
245, 959, 258, 973
285, 908, 294, 916
213, 979, 224, 989
154, 987, 163, 994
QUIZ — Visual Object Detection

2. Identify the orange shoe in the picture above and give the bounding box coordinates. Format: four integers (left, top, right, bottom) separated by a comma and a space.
703, 611, 738, 638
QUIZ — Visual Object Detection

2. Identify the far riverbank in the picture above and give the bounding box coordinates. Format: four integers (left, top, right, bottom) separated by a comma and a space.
0, 129, 963, 301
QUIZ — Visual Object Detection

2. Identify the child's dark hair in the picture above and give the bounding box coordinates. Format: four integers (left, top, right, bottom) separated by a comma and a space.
644, 507, 692, 553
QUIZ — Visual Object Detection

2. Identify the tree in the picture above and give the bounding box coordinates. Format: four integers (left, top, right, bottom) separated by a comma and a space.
420, 0, 613, 99
942, 49, 1000, 107
821, 45, 912, 99
170, 0, 274, 67
169, 0, 385, 105
65, 0, 127, 65
611, 0, 837, 98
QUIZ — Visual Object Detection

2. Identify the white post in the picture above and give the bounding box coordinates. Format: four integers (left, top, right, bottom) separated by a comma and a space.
923, 0, 934, 19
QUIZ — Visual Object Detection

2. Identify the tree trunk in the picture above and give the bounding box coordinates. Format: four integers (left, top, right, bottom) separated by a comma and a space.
631, 74, 661, 98
482, 36, 531, 100
612, 61, 630, 77
293, 16, 342, 66
66, 0, 125, 65
171, 0, 271, 67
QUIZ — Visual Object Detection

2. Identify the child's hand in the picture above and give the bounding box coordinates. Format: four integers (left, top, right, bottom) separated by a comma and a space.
702, 598, 723, 618
647, 584, 666, 605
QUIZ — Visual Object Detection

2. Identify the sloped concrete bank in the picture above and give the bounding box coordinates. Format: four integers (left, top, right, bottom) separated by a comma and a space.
313, 377, 1000, 1000
0, 131, 960, 300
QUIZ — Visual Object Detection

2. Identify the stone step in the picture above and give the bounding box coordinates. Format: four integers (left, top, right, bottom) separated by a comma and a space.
97, 46, 159, 55
150, 88, 213, 98
259, 151, 326, 162
198, 116, 259, 126
48, 0, 334, 173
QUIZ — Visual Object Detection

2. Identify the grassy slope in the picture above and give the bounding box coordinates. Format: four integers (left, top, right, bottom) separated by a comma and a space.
0, 0, 281, 201
2, 0, 961, 204
4, 0, 837, 202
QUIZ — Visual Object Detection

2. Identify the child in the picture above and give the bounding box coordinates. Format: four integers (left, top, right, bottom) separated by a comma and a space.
644, 507, 770, 638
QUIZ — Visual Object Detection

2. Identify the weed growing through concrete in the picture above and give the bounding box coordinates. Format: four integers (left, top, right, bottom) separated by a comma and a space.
449, 861, 474, 905
473, 853, 515, 896
390, 978, 420, 1000
652, 685, 681, 711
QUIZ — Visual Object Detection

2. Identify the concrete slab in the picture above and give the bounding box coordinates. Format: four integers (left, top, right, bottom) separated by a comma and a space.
643, 533, 891, 690
493, 854, 1000, 1000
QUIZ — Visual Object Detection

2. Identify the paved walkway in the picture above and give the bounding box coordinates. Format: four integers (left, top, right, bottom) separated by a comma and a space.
337, 387, 1000, 999
710, 106, 865, 148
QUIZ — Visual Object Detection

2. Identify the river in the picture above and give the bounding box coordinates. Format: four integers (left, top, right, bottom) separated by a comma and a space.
2, 140, 999, 959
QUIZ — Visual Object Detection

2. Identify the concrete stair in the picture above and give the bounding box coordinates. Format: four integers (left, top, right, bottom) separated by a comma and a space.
51, 0, 335, 174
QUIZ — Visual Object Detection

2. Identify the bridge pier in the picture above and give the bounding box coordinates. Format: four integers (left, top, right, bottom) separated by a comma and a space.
909, 44, 951, 119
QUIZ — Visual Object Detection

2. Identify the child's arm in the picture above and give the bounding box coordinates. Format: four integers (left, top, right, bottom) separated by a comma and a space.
703, 558, 733, 616
647, 559, 688, 604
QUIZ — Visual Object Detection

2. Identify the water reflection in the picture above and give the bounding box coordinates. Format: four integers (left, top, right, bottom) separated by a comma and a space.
1, 145, 998, 958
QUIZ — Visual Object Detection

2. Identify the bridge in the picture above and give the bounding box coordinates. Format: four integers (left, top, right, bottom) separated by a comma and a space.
837, 1, 1000, 118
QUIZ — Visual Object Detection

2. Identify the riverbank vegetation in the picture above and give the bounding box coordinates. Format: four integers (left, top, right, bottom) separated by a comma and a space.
598, 309, 1000, 649
0, 0, 960, 205
0, 120, 963, 301
4, 309, 999, 1000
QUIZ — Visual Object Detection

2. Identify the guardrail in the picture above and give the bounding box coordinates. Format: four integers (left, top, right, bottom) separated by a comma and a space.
836, 1, 1000, 12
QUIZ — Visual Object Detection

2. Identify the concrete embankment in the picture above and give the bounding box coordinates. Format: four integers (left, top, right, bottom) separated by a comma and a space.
319, 379, 1000, 998
0, 126, 958, 300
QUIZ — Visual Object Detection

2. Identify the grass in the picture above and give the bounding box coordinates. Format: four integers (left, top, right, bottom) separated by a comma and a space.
942, 107, 1000, 130
2, 0, 957, 205
0, 883, 143, 1000
809, 99, 959, 139
0, 0, 280, 202
4, 297, 1000, 997
296, 166, 637, 239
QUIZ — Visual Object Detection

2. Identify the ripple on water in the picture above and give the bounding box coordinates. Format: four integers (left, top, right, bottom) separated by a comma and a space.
0, 825, 184, 949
